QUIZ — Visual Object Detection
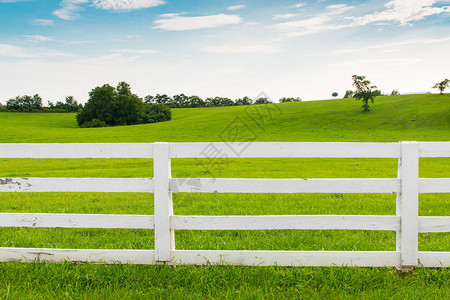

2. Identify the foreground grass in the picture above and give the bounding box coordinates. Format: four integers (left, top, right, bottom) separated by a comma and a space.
0, 263, 448, 299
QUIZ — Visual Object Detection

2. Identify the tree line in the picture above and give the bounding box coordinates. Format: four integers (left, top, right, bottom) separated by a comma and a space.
1, 93, 302, 113
143, 94, 301, 108
0, 95, 82, 113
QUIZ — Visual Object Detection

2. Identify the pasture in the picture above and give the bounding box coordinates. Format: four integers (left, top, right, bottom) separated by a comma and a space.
0, 94, 449, 298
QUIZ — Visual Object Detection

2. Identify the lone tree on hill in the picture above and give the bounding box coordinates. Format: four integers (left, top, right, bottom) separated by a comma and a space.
432, 79, 449, 95
352, 74, 378, 112
343, 90, 354, 98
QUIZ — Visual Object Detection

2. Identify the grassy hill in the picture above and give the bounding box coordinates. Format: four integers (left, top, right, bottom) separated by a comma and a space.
0, 93, 448, 143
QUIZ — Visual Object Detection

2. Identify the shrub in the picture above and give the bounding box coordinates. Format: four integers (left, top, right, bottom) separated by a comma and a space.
76, 82, 171, 127
279, 97, 302, 103
145, 103, 172, 123
80, 118, 107, 128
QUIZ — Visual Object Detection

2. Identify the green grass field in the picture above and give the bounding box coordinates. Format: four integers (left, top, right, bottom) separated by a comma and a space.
1, 94, 449, 143
0, 94, 449, 299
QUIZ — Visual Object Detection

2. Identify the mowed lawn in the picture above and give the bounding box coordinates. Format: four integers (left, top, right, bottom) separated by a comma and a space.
0, 94, 449, 299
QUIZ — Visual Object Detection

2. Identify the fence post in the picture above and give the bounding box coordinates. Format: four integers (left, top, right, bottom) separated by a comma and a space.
154, 142, 174, 263
396, 141, 419, 271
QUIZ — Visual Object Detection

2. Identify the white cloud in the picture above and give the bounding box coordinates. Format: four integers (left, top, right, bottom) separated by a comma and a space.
272, 13, 298, 20
331, 36, 450, 55
92, 0, 165, 11
227, 4, 246, 11
154, 14, 242, 31
272, 1, 448, 38
326, 4, 355, 15
66, 40, 94, 44
272, 4, 354, 36
349, 0, 450, 26
29, 18, 54, 26
158, 13, 184, 18
114, 48, 158, 55
330, 58, 422, 68
24, 35, 54, 42
0, 43, 70, 58
53, 0, 89, 21
272, 15, 331, 31
0, 44, 35, 58
289, 3, 305, 8
202, 44, 279, 54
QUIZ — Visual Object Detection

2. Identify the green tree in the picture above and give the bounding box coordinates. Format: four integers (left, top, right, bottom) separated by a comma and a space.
76, 82, 171, 127
279, 97, 301, 103
188, 95, 205, 107
116, 81, 132, 96
5, 94, 42, 111
352, 74, 378, 112
144, 95, 155, 104
154, 94, 171, 105
343, 90, 354, 98
235, 96, 253, 106
254, 97, 271, 104
391, 89, 400, 96
432, 79, 449, 95
171, 94, 189, 108
145, 103, 172, 123
206, 97, 234, 107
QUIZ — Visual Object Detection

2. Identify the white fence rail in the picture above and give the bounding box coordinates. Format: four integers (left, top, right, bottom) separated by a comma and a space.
0, 142, 449, 268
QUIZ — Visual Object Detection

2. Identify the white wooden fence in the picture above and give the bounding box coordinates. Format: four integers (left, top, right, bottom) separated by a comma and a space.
0, 142, 449, 268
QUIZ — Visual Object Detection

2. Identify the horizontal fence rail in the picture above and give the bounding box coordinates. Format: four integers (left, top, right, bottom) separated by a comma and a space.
0, 141, 449, 268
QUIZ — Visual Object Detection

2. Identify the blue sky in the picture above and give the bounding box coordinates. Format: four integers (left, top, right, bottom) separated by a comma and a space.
0, 0, 449, 103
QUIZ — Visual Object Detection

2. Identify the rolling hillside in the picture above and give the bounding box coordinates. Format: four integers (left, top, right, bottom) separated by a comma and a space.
0, 94, 448, 143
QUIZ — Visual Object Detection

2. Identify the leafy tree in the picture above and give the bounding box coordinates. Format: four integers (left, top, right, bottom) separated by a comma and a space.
6, 97, 20, 111
235, 96, 253, 106
432, 79, 449, 95
171, 94, 190, 108
76, 82, 171, 127
206, 97, 234, 107
64, 96, 82, 112
144, 95, 155, 104
372, 89, 382, 96
154, 94, 171, 105
279, 97, 301, 103
254, 97, 272, 104
351, 74, 378, 112
145, 103, 172, 123
391, 89, 400, 96
5, 94, 42, 111
343, 90, 354, 98
52, 96, 81, 112
30, 94, 43, 111
117, 81, 132, 96
188, 95, 206, 107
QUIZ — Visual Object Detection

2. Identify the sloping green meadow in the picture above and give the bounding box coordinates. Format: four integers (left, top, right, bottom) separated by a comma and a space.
0, 94, 449, 298
1, 94, 449, 143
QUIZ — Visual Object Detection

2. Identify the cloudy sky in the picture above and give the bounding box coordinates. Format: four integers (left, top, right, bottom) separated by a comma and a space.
0, 0, 449, 103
